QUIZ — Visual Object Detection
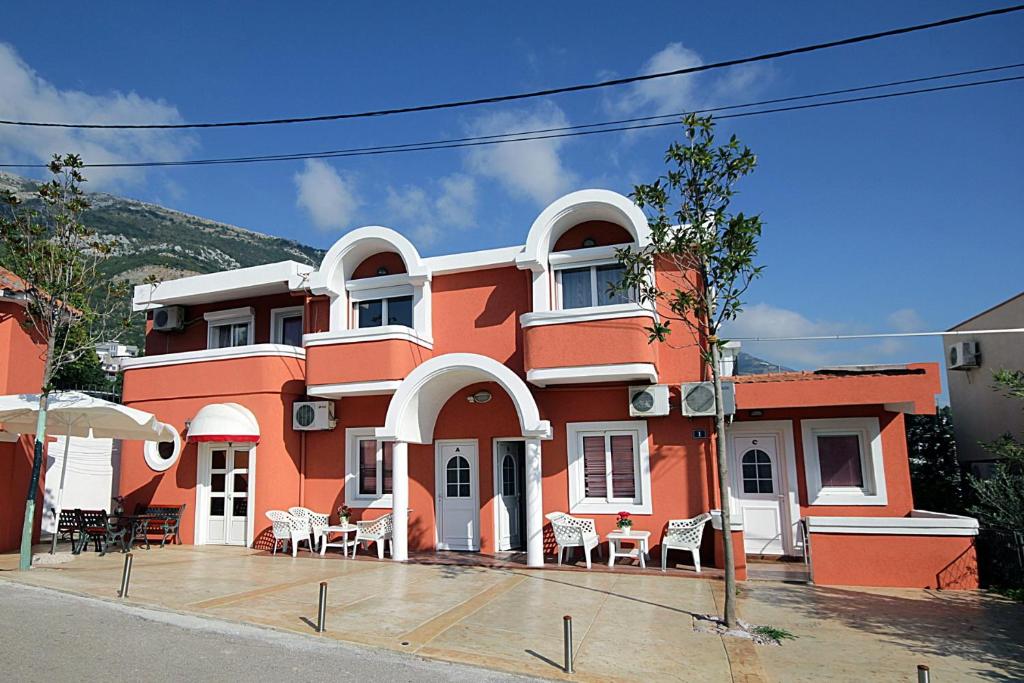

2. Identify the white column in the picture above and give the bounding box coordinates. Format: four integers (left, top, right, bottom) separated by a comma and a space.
391, 441, 409, 562
525, 437, 544, 567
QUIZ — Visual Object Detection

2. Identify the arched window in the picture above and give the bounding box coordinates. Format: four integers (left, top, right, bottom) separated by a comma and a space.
501, 454, 517, 496
741, 449, 774, 494
446, 455, 471, 498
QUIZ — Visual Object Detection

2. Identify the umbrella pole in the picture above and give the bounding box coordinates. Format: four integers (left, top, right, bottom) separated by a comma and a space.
49, 433, 73, 554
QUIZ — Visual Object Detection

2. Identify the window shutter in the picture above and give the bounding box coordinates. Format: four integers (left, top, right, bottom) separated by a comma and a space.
382, 441, 393, 494
582, 435, 607, 498
609, 434, 636, 498
358, 439, 377, 495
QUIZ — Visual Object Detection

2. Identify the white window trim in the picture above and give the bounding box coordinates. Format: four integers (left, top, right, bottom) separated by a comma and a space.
801, 417, 888, 506
350, 293, 414, 330
205, 308, 255, 350
344, 427, 394, 508
567, 420, 651, 515
270, 306, 304, 345
143, 429, 182, 472
552, 258, 630, 311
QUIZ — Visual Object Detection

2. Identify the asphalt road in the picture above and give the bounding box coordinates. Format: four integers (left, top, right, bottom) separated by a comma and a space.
0, 581, 536, 682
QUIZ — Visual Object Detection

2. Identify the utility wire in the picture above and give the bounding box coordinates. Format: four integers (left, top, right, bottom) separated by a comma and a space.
2, 69, 1020, 169
1, 4, 1022, 130
732, 328, 1024, 342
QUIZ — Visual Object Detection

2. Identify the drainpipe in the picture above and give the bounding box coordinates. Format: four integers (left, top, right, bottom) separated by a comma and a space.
299, 431, 306, 506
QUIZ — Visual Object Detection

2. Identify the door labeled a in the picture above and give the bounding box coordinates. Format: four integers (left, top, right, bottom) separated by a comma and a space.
436, 442, 478, 551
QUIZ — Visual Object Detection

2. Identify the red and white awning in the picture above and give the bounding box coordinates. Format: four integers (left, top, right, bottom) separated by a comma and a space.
187, 403, 260, 444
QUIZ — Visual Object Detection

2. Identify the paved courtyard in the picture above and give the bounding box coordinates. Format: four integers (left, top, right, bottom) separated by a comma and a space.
1, 545, 1021, 682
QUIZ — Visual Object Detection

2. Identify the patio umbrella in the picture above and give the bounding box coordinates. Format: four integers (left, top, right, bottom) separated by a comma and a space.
0, 391, 176, 553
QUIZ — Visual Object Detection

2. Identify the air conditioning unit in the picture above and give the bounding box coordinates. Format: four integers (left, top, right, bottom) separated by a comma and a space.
152, 306, 185, 332
628, 385, 670, 417
293, 400, 336, 431
681, 381, 736, 417
948, 341, 980, 370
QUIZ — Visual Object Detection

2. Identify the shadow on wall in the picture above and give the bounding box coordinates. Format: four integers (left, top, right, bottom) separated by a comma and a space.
936, 542, 979, 590
741, 582, 1024, 680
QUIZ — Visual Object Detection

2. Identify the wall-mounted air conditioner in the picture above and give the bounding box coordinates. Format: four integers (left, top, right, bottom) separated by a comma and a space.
948, 341, 980, 370
152, 306, 185, 332
292, 401, 336, 431
681, 381, 735, 417
628, 385, 670, 417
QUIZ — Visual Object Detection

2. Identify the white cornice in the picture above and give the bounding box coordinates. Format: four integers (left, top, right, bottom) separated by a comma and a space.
132, 261, 313, 311
520, 303, 655, 328
526, 362, 657, 387
122, 344, 305, 370
424, 245, 524, 275
806, 511, 979, 536
307, 380, 402, 398
303, 326, 434, 350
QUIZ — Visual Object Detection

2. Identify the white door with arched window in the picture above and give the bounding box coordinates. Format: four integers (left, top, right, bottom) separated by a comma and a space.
494, 440, 524, 551
435, 441, 479, 551
731, 435, 785, 555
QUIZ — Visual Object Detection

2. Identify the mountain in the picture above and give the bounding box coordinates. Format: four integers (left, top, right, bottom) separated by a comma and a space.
737, 351, 793, 375
0, 172, 323, 285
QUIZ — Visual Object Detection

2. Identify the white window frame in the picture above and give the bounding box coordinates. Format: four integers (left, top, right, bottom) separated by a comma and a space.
270, 306, 304, 346
349, 286, 415, 330
553, 258, 631, 311
566, 420, 651, 514
204, 307, 254, 350
801, 417, 888, 506
344, 427, 394, 508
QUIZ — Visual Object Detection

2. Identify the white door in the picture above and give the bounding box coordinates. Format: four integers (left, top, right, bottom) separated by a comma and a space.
732, 436, 785, 555
436, 441, 479, 551
205, 446, 251, 546
495, 441, 523, 551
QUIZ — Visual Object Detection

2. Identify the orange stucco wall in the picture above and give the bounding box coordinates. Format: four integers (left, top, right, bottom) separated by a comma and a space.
351, 252, 407, 279
306, 339, 432, 386
553, 221, 633, 251
523, 316, 659, 372
810, 533, 978, 589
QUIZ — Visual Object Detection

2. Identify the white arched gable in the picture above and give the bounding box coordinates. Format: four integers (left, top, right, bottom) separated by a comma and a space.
377, 353, 552, 444
307, 226, 431, 334
515, 189, 650, 313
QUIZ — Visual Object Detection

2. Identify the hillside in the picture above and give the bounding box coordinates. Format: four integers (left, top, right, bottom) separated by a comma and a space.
0, 172, 323, 285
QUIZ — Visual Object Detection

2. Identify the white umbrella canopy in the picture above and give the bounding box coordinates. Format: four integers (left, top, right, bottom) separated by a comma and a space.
0, 392, 175, 441
0, 391, 176, 554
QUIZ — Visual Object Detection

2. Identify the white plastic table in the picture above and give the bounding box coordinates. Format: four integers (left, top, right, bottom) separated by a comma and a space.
319, 524, 358, 557
607, 529, 651, 569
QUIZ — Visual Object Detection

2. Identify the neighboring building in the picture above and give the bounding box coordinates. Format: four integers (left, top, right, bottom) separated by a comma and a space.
943, 291, 1024, 476
118, 189, 979, 589
0, 267, 48, 552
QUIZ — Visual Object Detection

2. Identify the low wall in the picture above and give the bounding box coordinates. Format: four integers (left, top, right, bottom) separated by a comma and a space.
708, 510, 747, 580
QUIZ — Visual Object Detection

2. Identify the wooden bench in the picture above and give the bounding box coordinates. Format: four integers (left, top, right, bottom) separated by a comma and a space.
134, 504, 186, 548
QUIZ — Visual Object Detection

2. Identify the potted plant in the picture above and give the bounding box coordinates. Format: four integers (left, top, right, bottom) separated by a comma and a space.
616, 511, 633, 534
337, 505, 352, 526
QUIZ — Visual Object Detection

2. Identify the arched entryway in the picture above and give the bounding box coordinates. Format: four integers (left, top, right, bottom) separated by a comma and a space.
376, 353, 551, 566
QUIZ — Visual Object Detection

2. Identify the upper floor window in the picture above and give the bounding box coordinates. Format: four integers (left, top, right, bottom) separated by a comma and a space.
555, 262, 632, 310
566, 420, 652, 514
353, 294, 413, 328
271, 306, 304, 347
204, 307, 254, 349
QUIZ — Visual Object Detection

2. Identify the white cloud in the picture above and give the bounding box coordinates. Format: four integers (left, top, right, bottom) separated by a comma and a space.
464, 102, 576, 206
293, 160, 360, 232
385, 173, 478, 246
725, 303, 927, 370
0, 43, 197, 189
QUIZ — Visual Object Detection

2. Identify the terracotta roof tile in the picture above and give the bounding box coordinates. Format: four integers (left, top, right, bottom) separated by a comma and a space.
0, 266, 29, 293
732, 368, 926, 383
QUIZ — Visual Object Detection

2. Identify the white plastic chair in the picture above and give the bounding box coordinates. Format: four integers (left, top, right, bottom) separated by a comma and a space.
546, 512, 600, 569
286, 506, 315, 556
353, 512, 393, 559
661, 512, 711, 572
305, 510, 330, 552
266, 510, 292, 555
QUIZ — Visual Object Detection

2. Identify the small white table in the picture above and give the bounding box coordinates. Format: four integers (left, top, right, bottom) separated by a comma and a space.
319, 524, 358, 557
607, 530, 651, 569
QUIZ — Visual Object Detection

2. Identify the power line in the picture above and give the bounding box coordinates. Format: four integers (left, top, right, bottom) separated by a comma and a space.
732, 328, 1024, 342
2, 69, 1021, 170
2, 4, 1022, 130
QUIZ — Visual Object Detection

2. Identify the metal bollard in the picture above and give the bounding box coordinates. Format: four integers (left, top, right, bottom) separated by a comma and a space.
316, 581, 328, 633
563, 615, 574, 674
917, 665, 930, 683
118, 553, 133, 598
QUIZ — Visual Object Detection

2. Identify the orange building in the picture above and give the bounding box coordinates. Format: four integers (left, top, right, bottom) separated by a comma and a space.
0, 267, 48, 552
118, 189, 979, 589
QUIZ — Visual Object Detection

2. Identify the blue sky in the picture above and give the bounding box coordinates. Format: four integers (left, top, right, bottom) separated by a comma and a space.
1, 1, 1021, 377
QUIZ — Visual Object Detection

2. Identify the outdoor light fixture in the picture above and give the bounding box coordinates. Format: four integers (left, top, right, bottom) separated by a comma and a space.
582, 237, 597, 248
376, 266, 389, 276
467, 390, 492, 404
749, 410, 764, 417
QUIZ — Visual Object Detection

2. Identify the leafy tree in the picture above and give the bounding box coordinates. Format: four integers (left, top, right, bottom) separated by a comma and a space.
906, 406, 966, 514
969, 370, 1024, 531
0, 154, 131, 569
617, 114, 763, 627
